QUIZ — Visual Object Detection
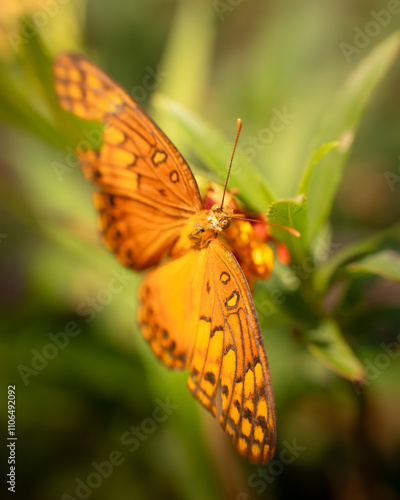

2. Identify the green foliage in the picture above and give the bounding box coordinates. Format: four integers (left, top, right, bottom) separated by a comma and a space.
305, 319, 364, 381
345, 249, 400, 282
154, 94, 276, 208
1, 2, 400, 499
305, 32, 400, 241
158, 32, 400, 384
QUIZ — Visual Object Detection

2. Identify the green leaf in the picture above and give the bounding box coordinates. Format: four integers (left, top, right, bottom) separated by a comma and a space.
153, 94, 276, 212
156, 1, 215, 113
346, 250, 400, 282
297, 141, 339, 195
0, 19, 104, 151
266, 194, 308, 262
314, 224, 400, 292
0, 63, 63, 146
19, 17, 56, 109
306, 319, 364, 382
306, 31, 400, 242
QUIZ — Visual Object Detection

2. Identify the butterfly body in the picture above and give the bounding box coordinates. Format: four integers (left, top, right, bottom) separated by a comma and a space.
54, 53, 277, 464
172, 204, 233, 256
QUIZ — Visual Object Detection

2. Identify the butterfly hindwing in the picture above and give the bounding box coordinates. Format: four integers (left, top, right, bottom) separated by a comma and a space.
138, 239, 276, 464
138, 248, 207, 369
54, 53, 202, 270
188, 239, 276, 464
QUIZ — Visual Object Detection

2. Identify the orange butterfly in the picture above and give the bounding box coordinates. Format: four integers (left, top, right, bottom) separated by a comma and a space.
53, 53, 277, 464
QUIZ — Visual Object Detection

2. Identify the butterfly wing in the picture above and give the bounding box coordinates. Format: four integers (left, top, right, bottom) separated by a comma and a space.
138, 238, 276, 464
53, 53, 203, 270
138, 247, 205, 370
189, 239, 277, 464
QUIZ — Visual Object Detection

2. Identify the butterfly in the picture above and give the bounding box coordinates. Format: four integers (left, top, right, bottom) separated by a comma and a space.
53, 53, 277, 464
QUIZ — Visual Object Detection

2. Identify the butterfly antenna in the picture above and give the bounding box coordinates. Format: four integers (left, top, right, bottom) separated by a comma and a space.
229, 215, 301, 238
220, 119, 300, 239
220, 118, 242, 209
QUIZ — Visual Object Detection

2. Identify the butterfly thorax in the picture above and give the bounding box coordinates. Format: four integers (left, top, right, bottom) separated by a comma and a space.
172, 205, 234, 256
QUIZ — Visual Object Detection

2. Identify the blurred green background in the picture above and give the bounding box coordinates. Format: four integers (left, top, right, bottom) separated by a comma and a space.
1, 1, 400, 499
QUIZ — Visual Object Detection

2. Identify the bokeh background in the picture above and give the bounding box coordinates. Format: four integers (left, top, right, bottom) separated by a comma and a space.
1, 1, 400, 499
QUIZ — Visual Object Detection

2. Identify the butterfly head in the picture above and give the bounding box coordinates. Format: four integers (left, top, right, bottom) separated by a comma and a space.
173, 206, 235, 255
195, 205, 234, 241
211, 204, 233, 230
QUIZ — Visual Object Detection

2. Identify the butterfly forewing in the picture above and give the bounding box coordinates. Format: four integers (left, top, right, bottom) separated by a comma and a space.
93, 192, 189, 270
54, 53, 202, 270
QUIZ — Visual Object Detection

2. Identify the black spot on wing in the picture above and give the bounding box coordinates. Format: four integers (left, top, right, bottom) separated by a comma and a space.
204, 372, 216, 385
220, 271, 231, 284
211, 325, 224, 338
222, 385, 229, 396
170, 170, 179, 183
225, 290, 239, 310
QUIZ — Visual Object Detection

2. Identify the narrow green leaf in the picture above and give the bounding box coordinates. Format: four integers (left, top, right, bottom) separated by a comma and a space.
157, 1, 215, 113
0, 65, 63, 146
346, 250, 400, 282
306, 31, 400, 241
314, 224, 400, 292
153, 94, 276, 211
19, 17, 56, 108
306, 319, 364, 382
0, 21, 103, 151
266, 194, 308, 262
297, 141, 339, 195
